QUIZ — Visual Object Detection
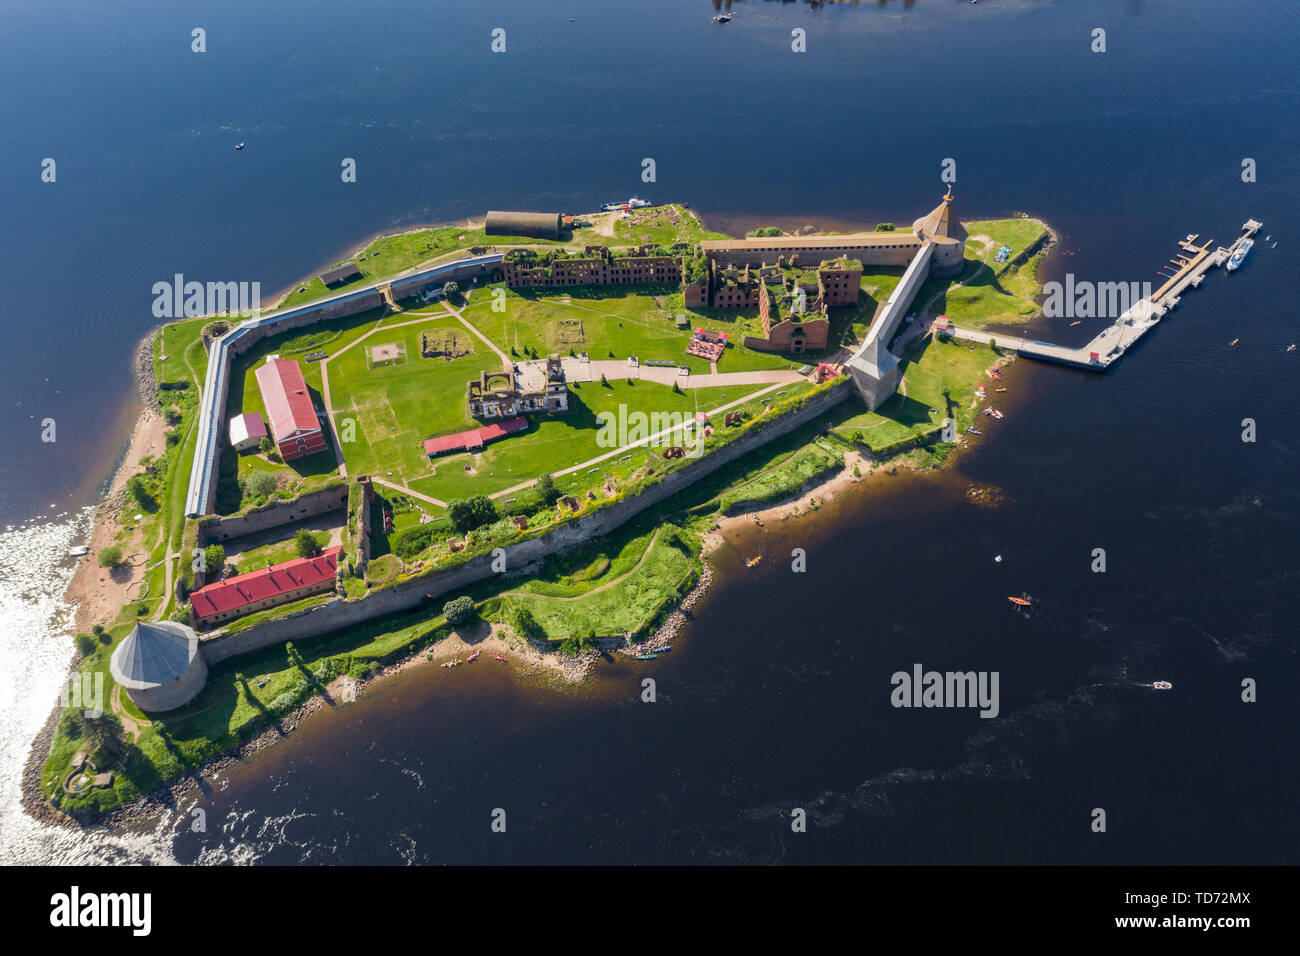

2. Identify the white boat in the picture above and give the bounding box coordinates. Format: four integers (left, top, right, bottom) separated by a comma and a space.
67, 545, 89, 557
1226, 237, 1254, 272
234, 142, 245, 150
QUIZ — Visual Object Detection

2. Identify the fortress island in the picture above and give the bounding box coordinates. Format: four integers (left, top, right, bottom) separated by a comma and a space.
35, 189, 1255, 821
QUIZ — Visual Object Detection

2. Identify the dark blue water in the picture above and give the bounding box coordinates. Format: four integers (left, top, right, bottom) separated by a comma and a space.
2, 0, 1297, 863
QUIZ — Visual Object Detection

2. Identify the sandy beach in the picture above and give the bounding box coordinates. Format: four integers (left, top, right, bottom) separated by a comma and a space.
62, 408, 168, 634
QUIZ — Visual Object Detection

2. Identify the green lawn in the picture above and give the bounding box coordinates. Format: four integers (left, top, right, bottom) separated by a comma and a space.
611, 203, 731, 246
406, 378, 767, 502
834, 334, 998, 451
325, 313, 502, 487
914, 218, 1050, 329
497, 526, 698, 640
227, 529, 332, 573
461, 285, 797, 375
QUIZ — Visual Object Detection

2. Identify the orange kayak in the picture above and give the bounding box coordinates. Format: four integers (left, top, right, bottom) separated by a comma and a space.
1008, 596, 1032, 607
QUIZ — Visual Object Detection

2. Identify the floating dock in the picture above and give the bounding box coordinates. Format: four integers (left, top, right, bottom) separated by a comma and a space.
931, 219, 1262, 370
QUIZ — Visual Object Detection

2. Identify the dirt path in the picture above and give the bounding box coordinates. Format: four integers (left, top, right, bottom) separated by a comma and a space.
439, 300, 511, 368
373, 477, 446, 509
487, 379, 792, 500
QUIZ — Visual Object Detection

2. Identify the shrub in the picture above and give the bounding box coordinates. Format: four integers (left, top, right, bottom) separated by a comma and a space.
443, 596, 475, 627
392, 524, 438, 559
258, 436, 274, 454
876, 222, 896, 232
203, 544, 226, 574
240, 471, 278, 498
295, 529, 323, 558
509, 606, 545, 642
446, 495, 497, 535
74, 633, 96, 657
97, 546, 124, 568
535, 473, 560, 506
127, 475, 156, 511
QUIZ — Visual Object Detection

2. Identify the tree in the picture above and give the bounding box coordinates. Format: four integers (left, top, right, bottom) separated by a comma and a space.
203, 544, 226, 574
74, 633, 96, 657
240, 471, 278, 498
509, 606, 544, 642
97, 545, 124, 568
535, 473, 560, 505
258, 436, 274, 454
446, 495, 497, 535
82, 711, 126, 762
295, 529, 323, 558
600, 373, 610, 387
443, 595, 475, 627
442, 281, 459, 298
127, 475, 157, 511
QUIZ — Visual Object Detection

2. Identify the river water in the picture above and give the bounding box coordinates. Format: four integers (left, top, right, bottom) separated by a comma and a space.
1, 0, 1296, 864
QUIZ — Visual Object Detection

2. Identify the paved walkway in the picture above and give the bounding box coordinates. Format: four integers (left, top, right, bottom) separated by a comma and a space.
564, 357, 801, 390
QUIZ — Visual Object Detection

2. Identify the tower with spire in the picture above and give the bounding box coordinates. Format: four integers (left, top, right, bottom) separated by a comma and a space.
911, 185, 969, 276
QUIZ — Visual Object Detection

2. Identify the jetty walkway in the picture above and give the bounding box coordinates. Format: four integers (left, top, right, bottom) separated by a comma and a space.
929, 219, 1261, 371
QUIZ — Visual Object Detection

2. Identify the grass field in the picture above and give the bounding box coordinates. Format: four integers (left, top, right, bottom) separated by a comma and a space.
833, 333, 998, 451
461, 285, 798, 375
914, 218, 1050, 329
325, 312, 501, 485
497, 526, 698, 640
612, 204, 731, 246
406, 378, 767, 502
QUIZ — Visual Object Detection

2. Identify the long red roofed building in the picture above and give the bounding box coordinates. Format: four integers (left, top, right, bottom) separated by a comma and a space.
254, 357, 326, 461
190, 546, 341, 628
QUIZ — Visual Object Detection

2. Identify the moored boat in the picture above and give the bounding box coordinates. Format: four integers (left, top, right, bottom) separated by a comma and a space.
467, 650, 480, 662
746, 555, 762, 568
491, 653, 507, 662
1226, 237, 1254, 272
635, 653, 657, 660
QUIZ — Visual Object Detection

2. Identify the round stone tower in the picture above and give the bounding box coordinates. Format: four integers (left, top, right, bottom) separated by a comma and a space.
110, 620, 208, 712
912, 186, 968, 277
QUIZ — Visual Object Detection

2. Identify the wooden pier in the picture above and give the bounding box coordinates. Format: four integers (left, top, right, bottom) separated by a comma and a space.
930, 218, 1262, 371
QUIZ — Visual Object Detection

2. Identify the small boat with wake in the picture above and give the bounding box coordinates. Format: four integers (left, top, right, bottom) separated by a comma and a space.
1287, 344, 1296, 353
1229, 338, 1239, 347
1152, 680, 1173, 690
234, 142, 245, 150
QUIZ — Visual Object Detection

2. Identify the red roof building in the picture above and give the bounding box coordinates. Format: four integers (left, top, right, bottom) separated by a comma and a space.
423, 415, 528, 457
190, 546, 341, 627
254, 358, 326, 461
